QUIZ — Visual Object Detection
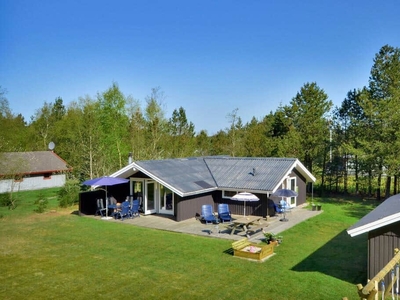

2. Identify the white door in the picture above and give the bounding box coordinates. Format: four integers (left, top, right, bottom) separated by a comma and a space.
286, 177, 297, 206
158, 185, 174, 215
144, 180, 157, 215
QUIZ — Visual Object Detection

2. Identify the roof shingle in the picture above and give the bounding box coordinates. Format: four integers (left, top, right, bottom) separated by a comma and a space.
0, 151, 71, 176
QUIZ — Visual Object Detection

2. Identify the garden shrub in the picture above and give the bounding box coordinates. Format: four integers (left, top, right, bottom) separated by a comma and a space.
34, 191, 48, 213
58, 179, 80, 208
0, 192, 19, 210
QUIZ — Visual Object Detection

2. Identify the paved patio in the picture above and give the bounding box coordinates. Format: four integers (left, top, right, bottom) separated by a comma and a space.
97, 204, 323, 243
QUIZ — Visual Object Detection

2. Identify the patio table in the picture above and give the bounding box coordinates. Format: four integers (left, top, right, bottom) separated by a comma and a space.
229, 216, 263, 235
108, 203, 122, 217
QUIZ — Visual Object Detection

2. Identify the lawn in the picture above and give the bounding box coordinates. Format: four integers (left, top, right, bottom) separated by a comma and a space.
0, 189, 378, 299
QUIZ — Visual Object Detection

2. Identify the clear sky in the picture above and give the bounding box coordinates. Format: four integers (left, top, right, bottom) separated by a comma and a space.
1, 1, 399, 135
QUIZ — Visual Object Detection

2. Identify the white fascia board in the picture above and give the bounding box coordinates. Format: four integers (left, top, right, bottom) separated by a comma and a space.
295, 159, 316, 182
272, 160, 301, 193
113, 163, 217, 198
132, 164, 185, 197
347, 212, 400, 237
110, 162, 137, 178
181, 187, 219, 197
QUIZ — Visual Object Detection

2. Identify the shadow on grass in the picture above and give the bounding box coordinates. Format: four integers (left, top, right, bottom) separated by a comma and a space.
291, 229, 367, 284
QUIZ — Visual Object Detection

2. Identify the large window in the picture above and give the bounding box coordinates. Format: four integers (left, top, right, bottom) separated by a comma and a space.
287, 177, 297, 205
222, 190, 238, 199
160, 185, 173, 211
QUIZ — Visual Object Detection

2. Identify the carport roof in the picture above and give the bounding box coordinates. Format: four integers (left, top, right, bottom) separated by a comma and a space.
111, 156, 316, 197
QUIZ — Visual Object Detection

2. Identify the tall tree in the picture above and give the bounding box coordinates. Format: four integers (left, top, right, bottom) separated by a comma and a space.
242, 116, 268, 157
97, 83, 130, 172
127, 98, 146, 160
195, 130, 211, 156
168, 106, 195, 158
144, 87, 168, 159
334, 89, 366, 194
29, 98, 65, 150
366, 45, 400, 199
284, 82, 333, 175
0, 87, 29, 151
226, 108, 244, 157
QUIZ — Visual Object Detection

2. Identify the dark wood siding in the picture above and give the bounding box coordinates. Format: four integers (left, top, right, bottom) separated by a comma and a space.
214, 192, 270, 218
79, 190, 105, 215
176, 191, 270, 221
176, 192, 216, 221
368, 223, 400, 287
292, 169, 307, 205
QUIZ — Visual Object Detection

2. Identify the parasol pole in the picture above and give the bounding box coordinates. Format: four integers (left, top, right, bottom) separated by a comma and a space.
105, 186, 108, 218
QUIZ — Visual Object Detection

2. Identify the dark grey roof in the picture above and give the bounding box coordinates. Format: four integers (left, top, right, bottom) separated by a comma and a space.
204, 157, 297, 191
347, 193, 400, 237
0, 151, 71, 175
121, 156, 311, 197
135, 157, 217, 195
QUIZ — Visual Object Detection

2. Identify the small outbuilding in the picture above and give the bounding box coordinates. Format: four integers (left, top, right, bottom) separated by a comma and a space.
0, 151, 71, 193
347, 193, 400, 286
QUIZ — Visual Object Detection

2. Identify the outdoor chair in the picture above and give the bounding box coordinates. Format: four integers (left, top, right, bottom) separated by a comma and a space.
95, 198, 106, 217
130, 199, 140, 218
200, 204, 219, 224
280, 199, 291, 214
279, 199, 291, 221
217, 203, 232, 223
274, 203, 284, 214
114, 201, 131, 220
109, 196, 117, 206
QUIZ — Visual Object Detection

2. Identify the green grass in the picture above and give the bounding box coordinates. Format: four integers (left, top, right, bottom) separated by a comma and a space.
0, 190, 379, 299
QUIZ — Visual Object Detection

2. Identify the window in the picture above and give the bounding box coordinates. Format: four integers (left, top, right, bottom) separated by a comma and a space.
222, 190, 238, 199
286, 177, 297, 205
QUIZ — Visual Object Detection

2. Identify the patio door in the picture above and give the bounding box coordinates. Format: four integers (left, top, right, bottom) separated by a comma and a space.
130, 179, 144, 211
286, 177, 297, 206
144, 180, 157, 215
158, 185, 174, 215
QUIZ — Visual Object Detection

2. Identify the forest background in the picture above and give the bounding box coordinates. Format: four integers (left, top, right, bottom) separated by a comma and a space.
1, 44, 399, 200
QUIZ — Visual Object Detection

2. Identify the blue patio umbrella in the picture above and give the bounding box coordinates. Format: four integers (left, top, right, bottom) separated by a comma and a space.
83, 176, 129, 219
272, 189, 298, 198
272, 189, 298, 222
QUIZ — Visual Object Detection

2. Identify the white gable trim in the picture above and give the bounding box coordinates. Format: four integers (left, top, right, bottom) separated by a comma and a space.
272, 159, 316, 193
347, 212, 400, 237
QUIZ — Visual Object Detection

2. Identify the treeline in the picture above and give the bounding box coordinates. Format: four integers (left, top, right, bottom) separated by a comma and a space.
1, 45, 399, 199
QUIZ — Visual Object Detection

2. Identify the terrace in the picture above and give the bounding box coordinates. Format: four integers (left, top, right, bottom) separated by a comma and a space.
91, 203, 322, 242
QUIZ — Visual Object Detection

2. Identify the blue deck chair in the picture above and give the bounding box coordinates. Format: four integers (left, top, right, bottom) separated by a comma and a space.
274, 202, 284, 214
130, 199, 140, 218
217, 203, 232, 223
114, 201, 131, 220
200, 205, 219, 224
95, 198, 106, 217
279, 199, 291, 221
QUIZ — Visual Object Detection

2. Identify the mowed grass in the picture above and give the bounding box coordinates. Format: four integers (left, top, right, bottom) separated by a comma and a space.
0, 190, 378, 299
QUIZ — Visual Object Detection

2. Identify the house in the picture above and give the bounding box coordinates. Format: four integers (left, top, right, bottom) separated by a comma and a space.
79, 156, 316, 221
0, 151, 71, 193
347, 193, 400, 286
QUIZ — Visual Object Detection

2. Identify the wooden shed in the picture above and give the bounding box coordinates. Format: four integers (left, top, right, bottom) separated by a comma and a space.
347, 193, 400, 287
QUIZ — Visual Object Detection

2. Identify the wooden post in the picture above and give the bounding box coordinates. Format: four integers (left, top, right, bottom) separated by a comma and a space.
356, 248, 400, 299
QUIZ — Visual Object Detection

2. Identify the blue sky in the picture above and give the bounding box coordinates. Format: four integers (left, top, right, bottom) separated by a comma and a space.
1, 1, 399, 134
